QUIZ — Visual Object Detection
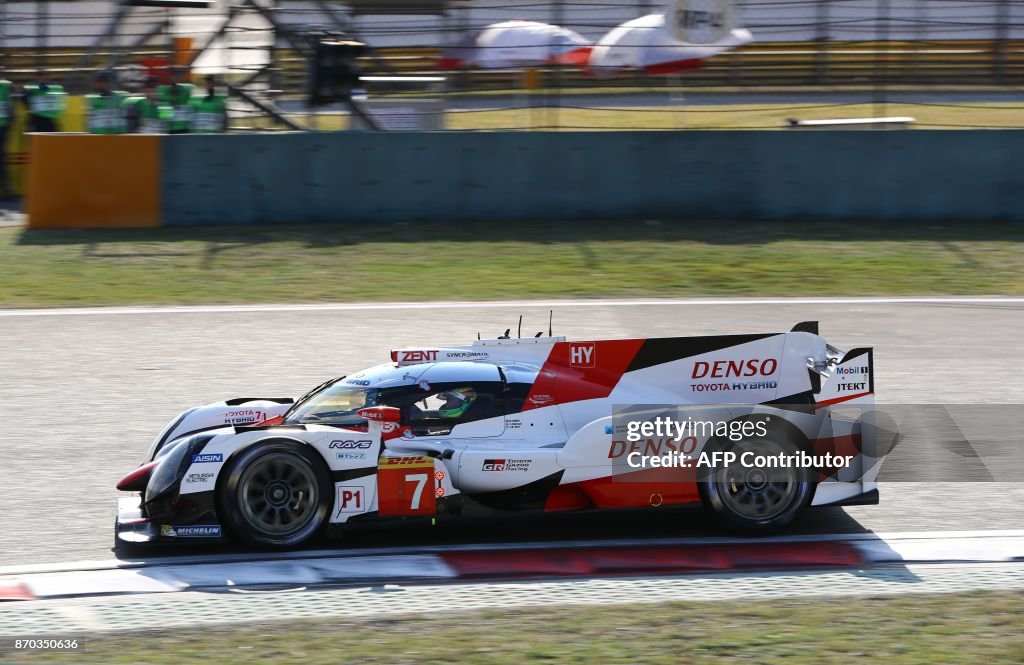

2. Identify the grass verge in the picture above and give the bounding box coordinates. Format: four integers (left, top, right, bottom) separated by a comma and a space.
6, 590, 1024, 664
2, 220, 1022, 307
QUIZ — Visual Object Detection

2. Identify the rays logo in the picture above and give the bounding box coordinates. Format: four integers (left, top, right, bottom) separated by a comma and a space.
330, 440, 372, 449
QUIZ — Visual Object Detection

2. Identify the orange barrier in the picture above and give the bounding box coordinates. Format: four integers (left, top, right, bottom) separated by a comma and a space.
26, 134, 160, 228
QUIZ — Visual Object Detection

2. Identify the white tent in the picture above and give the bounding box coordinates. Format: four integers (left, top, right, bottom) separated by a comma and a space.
440, 20, 592, 69
588, 0, 753, 77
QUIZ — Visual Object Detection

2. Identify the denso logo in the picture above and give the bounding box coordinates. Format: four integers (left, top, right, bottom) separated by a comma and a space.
608, 437, 698, 459
692, 359, 778, 379
401, 350, 438, 362
329, 440, 372, 449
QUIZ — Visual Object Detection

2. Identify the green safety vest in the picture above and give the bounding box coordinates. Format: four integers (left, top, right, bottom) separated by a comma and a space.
0, 80, 11, 127
124, 96, 173, 134
190, 94, 227, 133
24, 83, 67, 119
157, 83, 195, 132
86, 91, 128, 134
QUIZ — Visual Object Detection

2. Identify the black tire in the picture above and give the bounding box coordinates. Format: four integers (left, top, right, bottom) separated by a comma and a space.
698, 431, 813, 534
218, 439, 333, 549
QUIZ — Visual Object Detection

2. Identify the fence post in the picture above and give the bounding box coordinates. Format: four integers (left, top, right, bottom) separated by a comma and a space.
0, 1, 6, 76
994, 0, 1009, 83
552, 0, 563, 130
37, 0, 49, 72
815, 0, 830, 85
873, 0, 890, 119
910, 0, 927, 85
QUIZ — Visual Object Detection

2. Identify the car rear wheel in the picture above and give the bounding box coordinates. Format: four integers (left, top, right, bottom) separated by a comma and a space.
700, 433, 812, 534
218, 440, 332, 548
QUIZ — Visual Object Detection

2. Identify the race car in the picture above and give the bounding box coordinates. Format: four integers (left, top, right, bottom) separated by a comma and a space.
115, 322, 878, 548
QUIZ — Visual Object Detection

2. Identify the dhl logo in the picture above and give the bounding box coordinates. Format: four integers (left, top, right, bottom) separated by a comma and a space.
379, 456, 433, 466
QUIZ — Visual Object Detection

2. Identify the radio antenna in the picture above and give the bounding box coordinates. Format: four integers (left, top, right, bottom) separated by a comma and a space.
548, 310, 553, 337
517, 315, 522, 338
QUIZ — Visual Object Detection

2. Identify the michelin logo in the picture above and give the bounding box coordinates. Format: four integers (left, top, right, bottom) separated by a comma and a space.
160, 525, 222, 538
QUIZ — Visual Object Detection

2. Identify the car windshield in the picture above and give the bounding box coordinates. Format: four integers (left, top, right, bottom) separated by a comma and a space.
285, 382, 386, 426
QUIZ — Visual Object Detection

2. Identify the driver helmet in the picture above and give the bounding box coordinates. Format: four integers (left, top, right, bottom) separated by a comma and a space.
437, 387, 477, 419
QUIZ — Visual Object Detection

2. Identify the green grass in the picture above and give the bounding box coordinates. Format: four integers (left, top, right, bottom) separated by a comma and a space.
8, 591, 1024, 664
2, 220, 1022, 307
236, 102, 1024, 131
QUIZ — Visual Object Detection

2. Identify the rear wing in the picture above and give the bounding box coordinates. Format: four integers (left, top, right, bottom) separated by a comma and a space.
814, 347, 874, 408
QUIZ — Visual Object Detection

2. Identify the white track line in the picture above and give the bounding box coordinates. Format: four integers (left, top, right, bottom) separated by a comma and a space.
3, 529, 1023, 577
0, 297, 1022, 317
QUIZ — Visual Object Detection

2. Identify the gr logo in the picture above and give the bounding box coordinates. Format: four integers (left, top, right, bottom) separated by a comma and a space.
329, 440, 372, 449
569, 342, 595, 368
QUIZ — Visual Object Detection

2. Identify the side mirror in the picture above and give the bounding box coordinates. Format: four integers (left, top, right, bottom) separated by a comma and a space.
357, 406, 401, 423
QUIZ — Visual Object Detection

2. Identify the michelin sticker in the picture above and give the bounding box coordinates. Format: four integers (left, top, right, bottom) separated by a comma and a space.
161, 525, 222, 538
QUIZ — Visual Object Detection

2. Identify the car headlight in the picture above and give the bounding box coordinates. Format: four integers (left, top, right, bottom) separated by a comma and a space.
145, 434, 215, 503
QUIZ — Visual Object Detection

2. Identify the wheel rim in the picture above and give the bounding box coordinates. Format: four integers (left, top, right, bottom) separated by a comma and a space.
713, 438, 799, 521
237, 453, 320, 537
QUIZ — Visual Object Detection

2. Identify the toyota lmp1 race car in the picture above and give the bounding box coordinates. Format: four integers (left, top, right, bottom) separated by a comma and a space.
116, 322, 878, 549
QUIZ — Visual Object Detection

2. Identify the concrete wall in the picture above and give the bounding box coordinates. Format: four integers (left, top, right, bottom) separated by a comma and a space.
158, 130, 1024, 225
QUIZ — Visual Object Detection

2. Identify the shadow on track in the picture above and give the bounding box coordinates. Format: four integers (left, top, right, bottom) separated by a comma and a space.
112, 504, 870, 561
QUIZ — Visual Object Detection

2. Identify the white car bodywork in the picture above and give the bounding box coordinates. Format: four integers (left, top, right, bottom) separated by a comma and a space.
125, 323, 876, 544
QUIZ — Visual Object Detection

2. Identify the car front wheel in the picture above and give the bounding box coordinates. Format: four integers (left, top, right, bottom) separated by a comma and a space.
218, 440, 332, 548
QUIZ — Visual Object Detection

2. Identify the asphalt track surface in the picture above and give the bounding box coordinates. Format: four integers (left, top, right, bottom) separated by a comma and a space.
1, 298, 1021, 567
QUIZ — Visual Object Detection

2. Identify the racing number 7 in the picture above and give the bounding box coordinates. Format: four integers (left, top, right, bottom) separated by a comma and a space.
405, 473, 428, 510
377, 456, 438, 517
